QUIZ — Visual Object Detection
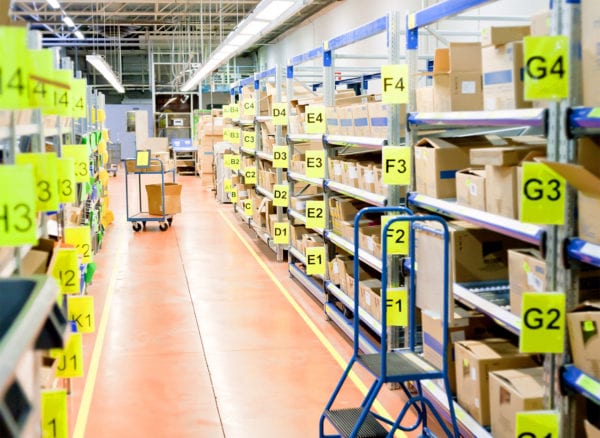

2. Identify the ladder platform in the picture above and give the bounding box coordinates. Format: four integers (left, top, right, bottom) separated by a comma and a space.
358, 352, 442, 381
325, 408, 388, 438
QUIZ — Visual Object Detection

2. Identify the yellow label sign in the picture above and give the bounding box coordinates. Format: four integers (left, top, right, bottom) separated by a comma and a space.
273, 184, 289, 207
229, 154, 241, 171
52, 70, 72, 117
223, 104, 231, 118
223, 153, 232, 168
57, 158, 76, 204
51, 332, 84, 378
97, 109, 106, 122
520, 162, 565, 225
243, 131, 256, 150
516, 411, 559, 438
230, 128, 241, 145
41, 389, 68, 438
382, 215, 410, 256
68, 296, 95, 333
273, 222, 290, 245
70, 78, 87, 119
272, 102, 288, 125
306, 246, 326, 276
386, 288, 408, 327
0, 164, 37, 246
62, 145, 89, 183
273, 145, 288, 168
230, 104, 240, 120
135, 150, 150, 167
242, 98, 256, 116
382, 146, 411, 185
381, 64, 409, 104
524, 36, 569, 100
305, 200, 325, 230
305, 105, 326, 134
242, 199, 253, 216
28, 49, 55, 111
230, 187, 238, 203
51, 248, 80, 295
224, 179, 232, 193
15, 152, 59, 212
0, 27, 30, 109
305, 150, 325, 179
222, 128, 232, 143
64, 225, 93, 264
102, 128, 109, 141
520, 292, 565, 353
244, 167, 257, 185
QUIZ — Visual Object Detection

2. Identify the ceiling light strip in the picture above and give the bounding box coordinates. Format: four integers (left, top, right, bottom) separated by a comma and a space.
86, 54, 125, 93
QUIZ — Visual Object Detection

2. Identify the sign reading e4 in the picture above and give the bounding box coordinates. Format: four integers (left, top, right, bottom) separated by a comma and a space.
305, 105, 326, 134
520, 162, 565, 225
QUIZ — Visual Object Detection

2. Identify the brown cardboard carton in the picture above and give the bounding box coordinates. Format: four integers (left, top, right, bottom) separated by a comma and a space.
456, 167, 486, 211
567, 301, 600, 380
328, 254, 353, 286
416, 221, 522, 318
326, 106, 340, 135
421, 308, 492, 393
357, 162, 376, 193
416, 87, 435, 112
579, 137, 600, 178
481, 25, 530, 47
366, 102, 388, 138
470, 144, 546, 166
585, 420, 600, 438
145, 183, 182, 215
358, 278, 382, 321
489, 367, 544, 438
530, 10, 550, 36
359, 225, 382, 258
582, 2, 600, 106
485, 165, 519, 218
508, 249, 546, 316
343, 264, 371, 297
337, 106, 355, 136
454, 339, 537, 426
351, 104, 370, 137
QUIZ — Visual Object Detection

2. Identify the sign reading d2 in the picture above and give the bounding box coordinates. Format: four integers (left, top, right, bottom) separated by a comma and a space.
68, 296, 95, 333
516, 411, 559, 438
41, 389, 68, 438
305, 105, 326, 134
520, 292, 565, 353
306, 246, 326, 276
305, 200, 325, 230
272, 103, 288, 125
0, 164, 37, 246
50, 333, 84, 378
381, 64, 409, 104
524, 36, 569, 100
305, 150, 325, 179
273, 222, 290, 245
64, 225, 93, 264
273, 145, 288, 168
520, 162, 565, 225
273, 184, 289, 207
382, 146, 411, 185
386, 288, 408, 327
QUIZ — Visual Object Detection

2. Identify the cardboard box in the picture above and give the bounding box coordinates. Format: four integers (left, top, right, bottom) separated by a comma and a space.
145, 183, 182, 215
357, 162, 376, 193
530, 10, 550, 36
432, 43, 483, 111
567, 301, 600, 380
585, 420, 600, 438
359, 225, 382, 258
489, 367, 544, 438
351, 104, 370, 137
470, 144, 546, 166
579, 137, 600, 178
582, 2, 600, 106
416, 221, 522, 318
328, 254, 353, 286
454, 339, 537, 426
422, 308, 493, 393
456, 167, 486, 211
416, 87, 435, 112
366, 102, 387, 138
326, 106, 340, 135
482, 42, 531, 110
508, 249, 546, 316
485, 164, 519, 218
337, 106, 355, 136
358, 278, 382, 321
481, 25, 530, 47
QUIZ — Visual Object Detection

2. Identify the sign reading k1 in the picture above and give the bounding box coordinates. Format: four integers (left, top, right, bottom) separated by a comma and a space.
381, 65, 409, 104
520, 162, 565, 225
524, 36, 569, 100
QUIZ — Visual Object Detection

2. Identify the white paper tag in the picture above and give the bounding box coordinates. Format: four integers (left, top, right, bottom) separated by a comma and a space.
414, 148, 422, 159
367, 236, 375, 251
474, 397, 480, 408
469, 182, 478, 196
348, 166, 359, 179
461, 81, 476, 94
296, 200, 306, 211
365, 292, 371, 306
334, 163, 342, 175
364, 169, 375, 183
527, 272, 544, 292
333, 263, 339, 274
471, 367, 477, 381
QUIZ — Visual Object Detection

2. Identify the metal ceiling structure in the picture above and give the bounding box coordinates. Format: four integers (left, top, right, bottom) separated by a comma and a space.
9, 0, 340, 97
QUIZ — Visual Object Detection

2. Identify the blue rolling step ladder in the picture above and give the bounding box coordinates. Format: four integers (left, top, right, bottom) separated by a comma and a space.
319, 206, 459, 437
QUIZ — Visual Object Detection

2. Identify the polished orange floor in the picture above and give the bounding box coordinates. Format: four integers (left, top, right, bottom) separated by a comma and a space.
68, 170, 418, 437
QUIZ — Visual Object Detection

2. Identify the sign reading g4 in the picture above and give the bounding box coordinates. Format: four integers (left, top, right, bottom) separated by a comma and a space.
520, 162, 565, 225
381, 65, 409, 104
382, 146, 411, 185
524, 36, 569, 100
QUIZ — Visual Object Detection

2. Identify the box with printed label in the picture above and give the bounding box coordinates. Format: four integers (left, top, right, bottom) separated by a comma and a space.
344, 266, 370, 298
358, 278, 382, 321
357, 162, 377, 193
359, 225, 382, 259
454, 338, 537, 426
489, 367, 544, 438
367, 102, 388, 138
342, 160, 360, 188
337, 106, 355, 136
351, 104, 370, 137
456, 167, 486, 211
328, 254, 352, 286
582, 2, 600, 106
567, 301, 600, 380
482, 42, 531, 110
480, 25, 530, 47
326, 106, 340, 135
508, 248, 546, 316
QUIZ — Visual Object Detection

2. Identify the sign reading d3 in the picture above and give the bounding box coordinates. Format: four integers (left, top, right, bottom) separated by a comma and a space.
524, 36, 569, 100
382, 146, 411, 185
273, 145, 288, 168
381, 64, 409, 104
520, 162, 565, 225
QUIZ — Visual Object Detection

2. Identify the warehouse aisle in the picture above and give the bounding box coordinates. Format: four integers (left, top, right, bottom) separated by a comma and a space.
70, 171, 413, 437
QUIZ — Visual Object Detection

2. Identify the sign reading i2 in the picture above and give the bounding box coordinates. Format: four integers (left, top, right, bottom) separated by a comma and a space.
305, 105, 326, 134
273, 145, 288, 168
51, 248, 80, 295
305, 200, 325, 230
306, 246, 326, 276
273, 222, 290, 245
524, 36, 569, 100
272, 103, 288, 125
305, 150, 325, 179
0, 165, 37, 246
520, 292, 565, 353
520, 162, 565, 225
381, 64, 409, 104
273, 184, 289, 207
382, 146, 411, 185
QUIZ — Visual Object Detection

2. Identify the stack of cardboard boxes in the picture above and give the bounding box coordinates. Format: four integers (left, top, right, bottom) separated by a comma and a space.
196, 111, 224, 174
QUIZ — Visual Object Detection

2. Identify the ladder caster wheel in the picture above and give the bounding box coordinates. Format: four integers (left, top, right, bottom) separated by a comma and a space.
167, 217, 173, 226
132, 222, 142, 232
142, 221, 147, 229
159, 222, 169, 231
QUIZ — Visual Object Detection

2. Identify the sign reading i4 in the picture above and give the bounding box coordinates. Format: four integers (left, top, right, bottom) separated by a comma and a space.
305, 200, 325, 230
520, 162, 565, 225
272, 102, 288, 125
273, 222, 290, 245
382, 215, 409, 256
381, 64, 409, 104
67, 296, 95, 333
524, 36, 569, 100
273, 145, 288, 168
305, 150, 325, 179
386, 288, 408, 327
0, 164, 38, 246
520, 292, 565, 354
273, 184, 289, 207
306, 246, 326, 276
305, 105, 326, 134
516, 411, 559, 438
41, 389, 68, 438
382, 146, 411, 185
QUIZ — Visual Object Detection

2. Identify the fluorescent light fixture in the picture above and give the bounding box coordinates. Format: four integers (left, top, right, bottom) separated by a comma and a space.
86, 54, 125, 93
46, 0, 60, 9
229, 33, 254, 47
240, 20, 270, 35
63, 16, 75, 27
74, 30, 84, 40
256, 1, 294, 20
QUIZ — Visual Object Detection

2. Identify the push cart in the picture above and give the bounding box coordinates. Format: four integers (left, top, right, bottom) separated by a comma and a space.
107, 141, 121, 176
125, 155, 177, 232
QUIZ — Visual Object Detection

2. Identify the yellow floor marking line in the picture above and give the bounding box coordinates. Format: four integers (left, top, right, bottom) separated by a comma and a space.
219, 210, 406, 435
73, 240, 126, 438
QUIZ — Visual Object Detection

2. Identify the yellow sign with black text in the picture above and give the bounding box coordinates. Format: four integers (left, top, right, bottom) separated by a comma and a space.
306, 246, 326, 276
382, 146, 411, 185
0, 164, 38, 246
305, 150, 325, 179
516, 411, 559, 438
382, 215, 409, 256
272, 103, 288, 125
273, 145, 288, 168
520, 292, 565, 353
381, 64, 409, 104
520, 162, 565, 225
524, 36, 569, 100
305, 200, 325, 230
305, 105, 326, 134
274, 222, 290, 245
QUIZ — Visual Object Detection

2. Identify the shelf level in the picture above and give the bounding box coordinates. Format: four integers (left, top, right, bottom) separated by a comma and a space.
567, 238, 600, 267
408, 0, 497, 29
256, 151, 274, 162
562, 365, 600, 406
568, 107, 600, 138
324, 303, 378, 354
326, 281, 382, 336
255, 186, 274, 200
408, 193, 545, 246
325, 231, 382, 272
289, 262, 326, 304
325, 135, 387, 149
288, 208, 324, 235
326, 180, 387, 207
288, 133, 324, 143
288, 171, 324, 187
240, 147, 256, 156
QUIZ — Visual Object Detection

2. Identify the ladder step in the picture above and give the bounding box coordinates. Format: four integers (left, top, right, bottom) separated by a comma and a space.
325, 408, 388, 438
358, 352, 442, 381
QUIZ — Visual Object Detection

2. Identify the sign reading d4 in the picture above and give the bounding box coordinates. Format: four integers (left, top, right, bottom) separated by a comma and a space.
272, 103, 288, 126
